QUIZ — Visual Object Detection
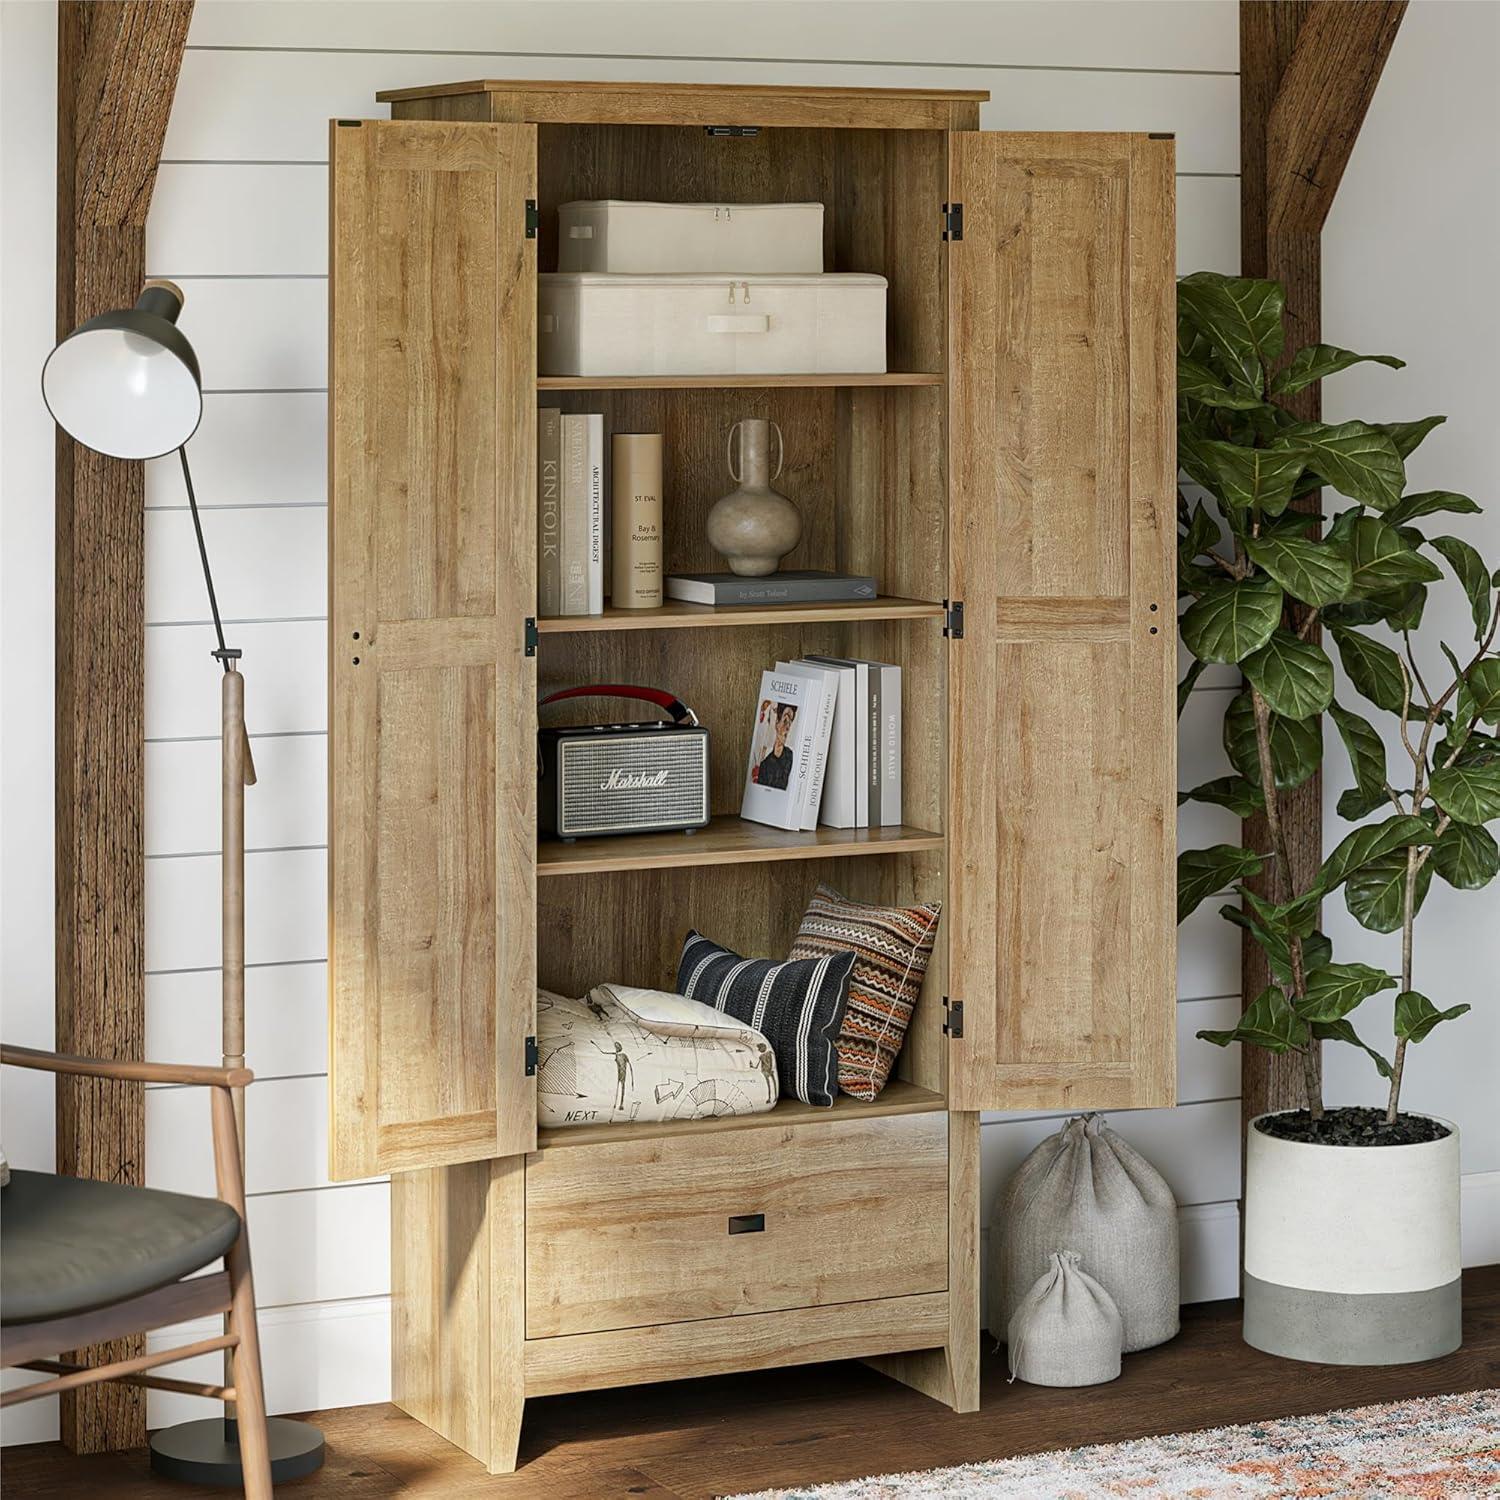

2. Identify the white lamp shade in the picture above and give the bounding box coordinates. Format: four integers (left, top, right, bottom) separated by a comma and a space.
42, 285, 203, 460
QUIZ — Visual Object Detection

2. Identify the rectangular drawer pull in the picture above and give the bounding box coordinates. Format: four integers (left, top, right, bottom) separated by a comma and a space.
728, 1213, 765, 1235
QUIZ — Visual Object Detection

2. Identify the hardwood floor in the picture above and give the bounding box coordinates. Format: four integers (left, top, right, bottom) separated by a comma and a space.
9, 1267, 1499, 1498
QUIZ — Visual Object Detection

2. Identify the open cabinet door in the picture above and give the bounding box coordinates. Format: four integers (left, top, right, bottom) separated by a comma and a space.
947, 133, 1176, 1113
329, 119, 538, 1180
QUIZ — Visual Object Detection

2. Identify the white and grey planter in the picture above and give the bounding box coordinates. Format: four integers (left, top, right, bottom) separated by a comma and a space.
1243, 1112, 1461, 1365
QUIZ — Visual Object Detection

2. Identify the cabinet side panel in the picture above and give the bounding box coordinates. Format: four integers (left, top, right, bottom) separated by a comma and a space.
947, 133, 1176, 1113
329, 119, 538, 1179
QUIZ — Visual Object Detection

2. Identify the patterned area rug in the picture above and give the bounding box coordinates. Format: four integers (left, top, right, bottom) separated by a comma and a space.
730, 1389, 1500, 1499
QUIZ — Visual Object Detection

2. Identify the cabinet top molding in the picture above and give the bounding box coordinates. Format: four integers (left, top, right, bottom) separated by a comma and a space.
377, 79, 989, 130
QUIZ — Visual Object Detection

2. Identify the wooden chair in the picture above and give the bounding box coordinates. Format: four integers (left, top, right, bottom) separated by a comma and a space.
0, 1045, 272, 1498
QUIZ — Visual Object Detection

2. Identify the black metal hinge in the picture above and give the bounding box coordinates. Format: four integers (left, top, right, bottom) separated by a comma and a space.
942, 202, 964, 241
943, 998, 964, 1039
525, 199, 539, 238
524, 617, 538, 656
944, 599, 964, 639
706, 125, 761, 138
525, 1035, 539, 1076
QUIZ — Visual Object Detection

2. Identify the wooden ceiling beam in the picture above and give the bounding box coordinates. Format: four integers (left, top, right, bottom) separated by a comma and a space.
55, 0, 193, 1457
1238, 0, 1405, 1124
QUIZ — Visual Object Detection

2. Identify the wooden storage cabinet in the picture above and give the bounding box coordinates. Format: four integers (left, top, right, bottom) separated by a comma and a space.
330, 79, 1176, 1474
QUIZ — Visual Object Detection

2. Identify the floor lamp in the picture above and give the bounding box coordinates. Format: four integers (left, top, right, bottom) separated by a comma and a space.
43, 280, 326, 1484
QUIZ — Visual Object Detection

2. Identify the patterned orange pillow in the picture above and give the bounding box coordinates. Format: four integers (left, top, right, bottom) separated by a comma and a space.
787, 884, 942, 1101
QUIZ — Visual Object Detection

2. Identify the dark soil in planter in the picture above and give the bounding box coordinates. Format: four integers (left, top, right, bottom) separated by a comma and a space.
1256, 1106, 1451, 1147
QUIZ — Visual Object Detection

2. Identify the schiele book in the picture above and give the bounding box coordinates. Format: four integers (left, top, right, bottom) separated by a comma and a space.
537, 408, 562, 617
666, 571, 877, 607
740, 669, 824, 831
775, 660, 840, 830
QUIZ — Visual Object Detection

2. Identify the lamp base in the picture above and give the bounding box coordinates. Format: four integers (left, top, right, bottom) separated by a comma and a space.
149, 1416, 325, 1486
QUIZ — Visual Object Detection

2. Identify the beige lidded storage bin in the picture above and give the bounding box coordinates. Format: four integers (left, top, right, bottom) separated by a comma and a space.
557, 200, 824, 274
537, 272, 888, 377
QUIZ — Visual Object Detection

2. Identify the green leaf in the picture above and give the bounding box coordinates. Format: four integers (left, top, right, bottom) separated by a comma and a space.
1312, 1017, 1393, 1079
1177, 427, 1220, 492
1242, 631, 1335, 721
1199, 441, 1308, 514
1381, 583, 1428, 633
1177, 658, 1205, 720
1329, 702, 1389, 821
1243, 535, 1351, 607
1429, 762, 1500, 824
1296, 962, 1396, 1023
1317, 814, 1434, 894
1430, 535, 1493, 640
1269, 344, 1404, 398
1345, 849, 1432, 933
1224, 690, 1321, 790
1198, 985, 1308, 1053
1342, 517, 1443, 594
1393, 990, 1471, 1044
1178, 845, 1265, 923
1240, 884, 1323, 941
1177, 273, 1286, 394
1429, 820, 1500, 889
1178, 356, 1268, 409
1331, 627, 1409, 715
1220, 904, 1330, 991
1179, 776, 1265, 816
1378, 414, 1446, 460
1179, 500, 1222, 561
1386, 490, 1480, 527
1181, 577, 1284, 665
1465, 659, 1500, 723
1277, 421, 1405, 510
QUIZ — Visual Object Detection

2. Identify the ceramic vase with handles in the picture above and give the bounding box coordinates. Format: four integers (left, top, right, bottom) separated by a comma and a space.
706, 418, 802, 576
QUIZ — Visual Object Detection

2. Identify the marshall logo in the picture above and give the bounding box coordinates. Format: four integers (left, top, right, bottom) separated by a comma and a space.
599, 767, 670, 791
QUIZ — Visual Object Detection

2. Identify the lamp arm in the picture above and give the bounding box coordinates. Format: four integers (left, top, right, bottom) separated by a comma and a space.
179, 446, 254, 783
179, 445, 231, 662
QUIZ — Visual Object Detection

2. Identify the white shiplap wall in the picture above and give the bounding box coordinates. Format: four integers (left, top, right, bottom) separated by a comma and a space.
123, 0, 1246, 1424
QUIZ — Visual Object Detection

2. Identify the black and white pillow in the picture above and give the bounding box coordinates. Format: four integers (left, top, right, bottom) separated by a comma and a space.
677, 931, 854, 1108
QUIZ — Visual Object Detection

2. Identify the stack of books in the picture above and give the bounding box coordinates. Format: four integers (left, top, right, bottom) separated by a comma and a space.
537, 407, 604, 617
740, 656, 901, 832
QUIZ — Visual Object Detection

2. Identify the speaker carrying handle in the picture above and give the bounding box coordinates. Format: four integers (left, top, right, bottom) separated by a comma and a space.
539, 684, 699, 727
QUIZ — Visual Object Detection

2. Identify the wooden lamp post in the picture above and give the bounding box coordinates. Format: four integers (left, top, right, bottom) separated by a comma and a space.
42, 281, 325, 1484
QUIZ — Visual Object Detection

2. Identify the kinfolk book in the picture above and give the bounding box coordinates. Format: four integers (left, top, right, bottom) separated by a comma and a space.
741, 669, 824, 831
560, 413, 590, 615
537, 407, 562, 617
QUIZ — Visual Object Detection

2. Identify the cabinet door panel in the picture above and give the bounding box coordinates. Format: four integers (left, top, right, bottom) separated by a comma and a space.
329, 119, 538, 1179
948, 133, 1175, 1112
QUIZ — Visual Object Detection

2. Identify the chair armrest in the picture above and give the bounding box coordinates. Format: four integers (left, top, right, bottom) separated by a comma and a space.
0, 1044, 252, 1090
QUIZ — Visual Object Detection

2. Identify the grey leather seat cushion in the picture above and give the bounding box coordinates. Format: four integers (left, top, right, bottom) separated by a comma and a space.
1, 1170, 241, 1325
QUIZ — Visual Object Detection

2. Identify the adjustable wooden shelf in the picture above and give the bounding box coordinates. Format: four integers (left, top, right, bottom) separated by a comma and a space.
328, 78, 1177, 1475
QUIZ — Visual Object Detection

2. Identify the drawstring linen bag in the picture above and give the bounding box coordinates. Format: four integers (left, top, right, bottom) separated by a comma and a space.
1007, 1250, 1122, 1387
989, 1113, 1179, 1352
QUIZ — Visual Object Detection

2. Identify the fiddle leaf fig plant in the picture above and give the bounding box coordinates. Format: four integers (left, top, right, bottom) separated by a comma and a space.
1175, 271, 1498, 1128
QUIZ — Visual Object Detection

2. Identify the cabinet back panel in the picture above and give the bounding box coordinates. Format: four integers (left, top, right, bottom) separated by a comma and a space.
535, 124, 945, 370
537, 618, 944, 827
536, 852, 945, 1096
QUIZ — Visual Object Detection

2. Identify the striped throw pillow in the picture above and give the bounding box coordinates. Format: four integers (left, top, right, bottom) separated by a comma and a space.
677, 932, 854, 1108
788, 884, 942, 1101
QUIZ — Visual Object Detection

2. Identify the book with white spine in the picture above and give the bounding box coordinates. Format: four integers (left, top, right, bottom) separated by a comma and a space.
804, 655, 869, 826
775, 660, 840, 829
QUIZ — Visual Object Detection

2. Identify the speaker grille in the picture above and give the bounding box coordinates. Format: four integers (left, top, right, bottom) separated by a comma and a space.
557, 733, 709, 836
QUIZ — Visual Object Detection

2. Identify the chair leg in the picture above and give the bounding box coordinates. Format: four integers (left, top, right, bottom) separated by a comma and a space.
225, 1232, 272, 1500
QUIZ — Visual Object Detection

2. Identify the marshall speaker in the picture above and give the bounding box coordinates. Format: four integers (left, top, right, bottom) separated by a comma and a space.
539, 685, 710, 840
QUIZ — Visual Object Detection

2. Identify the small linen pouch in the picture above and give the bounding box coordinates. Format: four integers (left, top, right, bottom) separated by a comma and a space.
1007, 1249, 1123, 1388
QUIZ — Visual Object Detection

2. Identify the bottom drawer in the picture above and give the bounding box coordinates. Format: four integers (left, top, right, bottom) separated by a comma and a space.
524, 1111, 948, 1338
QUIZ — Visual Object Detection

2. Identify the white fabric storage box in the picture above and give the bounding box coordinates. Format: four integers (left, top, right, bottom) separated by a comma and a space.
557, 200, 824, 274
538, 273, 888, 377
